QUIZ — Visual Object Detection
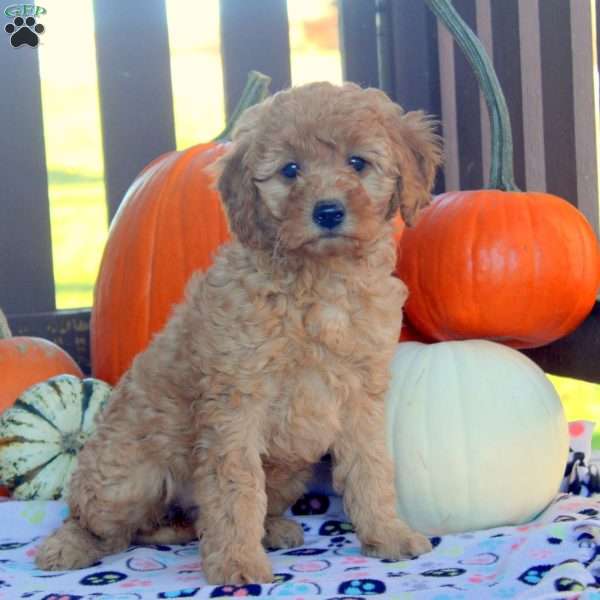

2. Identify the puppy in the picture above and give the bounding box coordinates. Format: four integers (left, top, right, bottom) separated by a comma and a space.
36, 82, 442, 585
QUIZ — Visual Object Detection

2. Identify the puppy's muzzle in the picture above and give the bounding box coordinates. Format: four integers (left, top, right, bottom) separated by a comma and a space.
312, 200, 346, 231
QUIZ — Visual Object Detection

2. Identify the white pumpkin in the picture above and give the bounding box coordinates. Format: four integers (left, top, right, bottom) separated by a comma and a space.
0, 374, 111, 500
385, 340, 569, 535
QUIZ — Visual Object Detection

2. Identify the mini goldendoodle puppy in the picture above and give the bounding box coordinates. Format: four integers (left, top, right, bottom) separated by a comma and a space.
36, 81, 442, 584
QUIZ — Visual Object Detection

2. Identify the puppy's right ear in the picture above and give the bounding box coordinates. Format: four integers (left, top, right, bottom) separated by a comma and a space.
213, 103, 268, 248
363, 88, 443, 226
392, 110, 443, 226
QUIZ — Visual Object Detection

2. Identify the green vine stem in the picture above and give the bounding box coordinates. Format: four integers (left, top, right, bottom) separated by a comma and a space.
424, 0, 519, 191
213, 70, 272, 142
0, 308, 11, 340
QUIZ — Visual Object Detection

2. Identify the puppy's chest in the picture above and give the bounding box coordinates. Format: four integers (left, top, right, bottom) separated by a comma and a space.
283, 283, 401, 360
262, 286, 396, 463
265, 368, 342, 463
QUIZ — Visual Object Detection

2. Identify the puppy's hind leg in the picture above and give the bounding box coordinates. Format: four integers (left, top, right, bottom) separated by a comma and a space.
36, 458, 172, 570
37, 406, 177, 569
263, 463, 313, 550
35, 518, 129, 571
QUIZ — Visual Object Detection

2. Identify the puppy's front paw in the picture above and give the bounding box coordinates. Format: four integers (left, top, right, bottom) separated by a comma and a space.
203, 546, 274, 585
263, 516, 304, 549
361, 524, 432, 560
36, 530, 96, 571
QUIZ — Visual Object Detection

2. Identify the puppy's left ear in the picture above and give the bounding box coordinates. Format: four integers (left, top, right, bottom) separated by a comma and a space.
386, 107, 443, 226
212, 102, 274, 249
394, 111, 443, 225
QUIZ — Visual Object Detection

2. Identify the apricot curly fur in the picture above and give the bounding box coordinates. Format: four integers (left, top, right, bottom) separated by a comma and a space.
35, 81, 442, 585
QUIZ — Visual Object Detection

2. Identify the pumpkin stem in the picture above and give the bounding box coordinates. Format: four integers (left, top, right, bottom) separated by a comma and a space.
0, 308, 11, 340
213, 71, 272, 142
424, 0, 519, 191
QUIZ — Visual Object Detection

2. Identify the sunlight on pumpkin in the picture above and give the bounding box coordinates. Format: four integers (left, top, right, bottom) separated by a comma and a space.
38, 0, 108, 309
548, 375, 600, 450
287, 0, 342, 86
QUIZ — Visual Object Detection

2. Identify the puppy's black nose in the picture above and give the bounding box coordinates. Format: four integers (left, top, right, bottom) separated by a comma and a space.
312, 200, 346, 230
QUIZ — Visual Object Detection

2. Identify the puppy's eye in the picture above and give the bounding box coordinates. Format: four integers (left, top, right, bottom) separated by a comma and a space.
348, 156, 367, 172
281, 162, 300, 179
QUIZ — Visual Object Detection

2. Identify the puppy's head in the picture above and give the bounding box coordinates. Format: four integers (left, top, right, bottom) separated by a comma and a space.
216, 82, 442, 257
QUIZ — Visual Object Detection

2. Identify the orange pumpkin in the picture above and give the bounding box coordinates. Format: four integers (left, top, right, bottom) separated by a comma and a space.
398, 191, 600, 347
0, 309, 83, 413
91, 144, 231, 384
91, 72, 271, 385
400, 0, 600, 348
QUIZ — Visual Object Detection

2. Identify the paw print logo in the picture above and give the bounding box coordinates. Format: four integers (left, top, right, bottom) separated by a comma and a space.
291, 493, 330, 515
283, 547, 328, 556
5, 16, 44, 47
329, 535, 352, 550
517, 564, 553, 586
329, 535, 357, 556
338, 578, 386, 596
319, 520, 355, 536
270, 581, 323, 595
209, 584, 262, 597
79, 570, 128, 586
555, 577, 585, 592
158, 589, 201, 599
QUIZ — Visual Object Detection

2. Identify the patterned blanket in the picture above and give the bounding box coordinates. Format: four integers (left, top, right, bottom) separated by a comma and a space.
0, 422, 597, 600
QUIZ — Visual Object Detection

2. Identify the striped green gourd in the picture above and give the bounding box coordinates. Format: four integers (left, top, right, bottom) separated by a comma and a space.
0, 374, 111, 500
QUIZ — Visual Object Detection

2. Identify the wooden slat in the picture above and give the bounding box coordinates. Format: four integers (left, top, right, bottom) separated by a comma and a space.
0, 38, 55, 314
374, 0, 395, 96
93, 0, 176, 221
518, 0, 547, 193
452, 0, 483, 190
539, 0, 578, 207
437, 21, 460, 191
490, 0, 526, 190
389, 0, 444, 193
571, 0, 599, 236
389, 1, 441, 116
7, 310, 91, 376
220, 0, 291, 119
338, 0, 379, 89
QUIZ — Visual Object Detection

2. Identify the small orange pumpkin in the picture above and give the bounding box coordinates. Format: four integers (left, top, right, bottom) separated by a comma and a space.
91, 73, 271, 385
0, 309, 83, 413
398, 191, 600, 347
399, 0, 600, 348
